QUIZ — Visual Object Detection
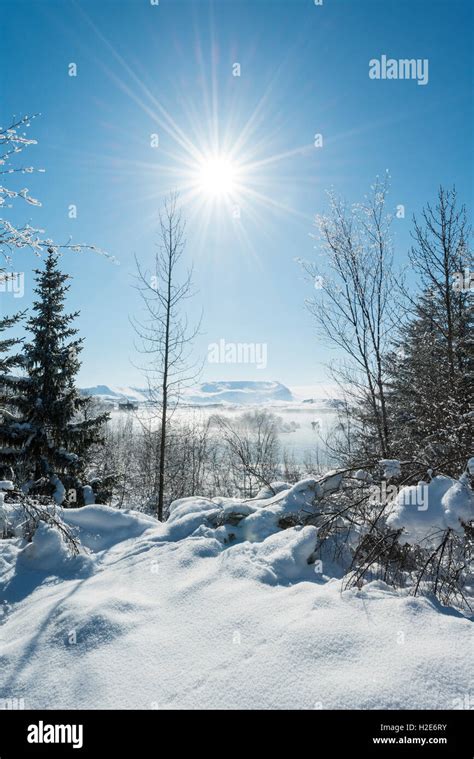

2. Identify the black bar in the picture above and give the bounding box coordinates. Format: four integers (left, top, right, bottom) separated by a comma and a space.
0, 709, 471, 756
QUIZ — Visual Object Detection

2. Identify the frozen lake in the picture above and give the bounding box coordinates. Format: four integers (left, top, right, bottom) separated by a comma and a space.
109, 402, 339, 467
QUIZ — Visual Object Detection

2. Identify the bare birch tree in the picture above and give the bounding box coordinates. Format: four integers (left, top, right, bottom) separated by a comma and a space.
132, 193, 201, 520
301, 175, 396, 460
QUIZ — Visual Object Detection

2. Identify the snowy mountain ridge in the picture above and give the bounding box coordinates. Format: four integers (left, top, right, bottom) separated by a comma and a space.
81, 380, 295, 406
80, 381, 340, 408
79, 385, 149, 403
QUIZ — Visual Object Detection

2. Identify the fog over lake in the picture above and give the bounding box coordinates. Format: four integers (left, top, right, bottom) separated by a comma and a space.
109, 402, 339, 469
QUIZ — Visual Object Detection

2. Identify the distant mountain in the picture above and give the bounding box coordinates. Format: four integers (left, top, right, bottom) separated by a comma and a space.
181, 381, 293, 406
80, 381, 293, 406
80, 381, 346, 409
80, 385, 149, 403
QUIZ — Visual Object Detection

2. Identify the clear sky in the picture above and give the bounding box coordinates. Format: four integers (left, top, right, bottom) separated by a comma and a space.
2, 0, 472, 391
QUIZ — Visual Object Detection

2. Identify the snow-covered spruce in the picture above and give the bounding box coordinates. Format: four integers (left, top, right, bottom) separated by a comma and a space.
0, 250, 109, 505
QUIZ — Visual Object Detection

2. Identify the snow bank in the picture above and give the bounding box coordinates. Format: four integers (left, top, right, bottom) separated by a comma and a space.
387, 474, 474, 545
0, 475, 472, 710
15, 523, 92, 575
162, 478, 324, 545
255, 482, 291, 499
220, 525, 318, 584
61, 504, 157, 551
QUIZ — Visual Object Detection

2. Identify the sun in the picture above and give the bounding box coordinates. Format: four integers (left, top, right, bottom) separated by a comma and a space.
196, 156, 237, 198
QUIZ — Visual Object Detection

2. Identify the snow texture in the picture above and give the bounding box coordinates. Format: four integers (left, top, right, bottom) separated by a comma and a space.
0, 476, 472, 710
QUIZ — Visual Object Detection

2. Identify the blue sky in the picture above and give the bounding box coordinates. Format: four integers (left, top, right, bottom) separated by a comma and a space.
1, 0, 472, 391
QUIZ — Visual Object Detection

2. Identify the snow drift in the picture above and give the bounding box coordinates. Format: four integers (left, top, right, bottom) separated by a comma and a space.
0, 472, 472, 710
387, 473, 474, 546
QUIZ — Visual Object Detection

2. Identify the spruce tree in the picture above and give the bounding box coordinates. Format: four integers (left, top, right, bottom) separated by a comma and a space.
386, 290, 448, 460
0, 249, 109, 503
386, 188, 473, 473
386, 285, 472, 471
0, 313, 23, 374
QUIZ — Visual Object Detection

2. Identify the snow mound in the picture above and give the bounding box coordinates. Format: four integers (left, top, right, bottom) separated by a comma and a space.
163, 478, 324, 546
387, 475, 474, 545
61, 504, 157, 551
0, 475, 472, 710
16, 523, 69, 571
15, 523, 93, 576
254, 482, 291, 499
220, 525, 318, 584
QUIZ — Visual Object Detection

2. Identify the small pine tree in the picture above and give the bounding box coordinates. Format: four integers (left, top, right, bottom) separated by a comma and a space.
0, 249, 109, 503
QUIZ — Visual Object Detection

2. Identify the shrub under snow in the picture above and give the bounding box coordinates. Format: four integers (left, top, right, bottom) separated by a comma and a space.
387, 474, 474, 546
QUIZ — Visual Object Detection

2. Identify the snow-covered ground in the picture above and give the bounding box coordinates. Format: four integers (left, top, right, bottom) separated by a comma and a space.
1, 479, 472, 710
